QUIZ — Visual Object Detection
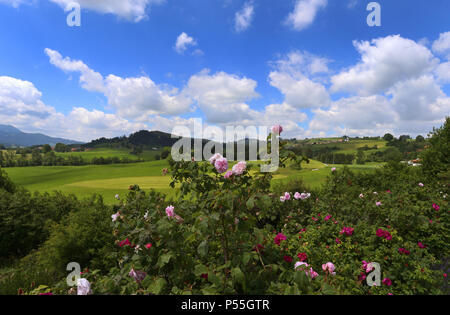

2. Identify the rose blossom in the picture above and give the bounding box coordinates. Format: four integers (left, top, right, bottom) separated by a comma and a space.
340, 227, 354, 236
111, 212, 120, 222
297, 252, 308, 262
232, 161, 247, 176
214, 157, 228, 174
322, 262, 336, 275
209, 153, 223, 165
274, 233, 287, 245
284, 192, 291, 201
129, 268, 147, 283
224, 170, 233, 179
294, 262, 309, 270
418, 242, 426, 249
166, 205, 175, 218
272, 125, 283, 135
382, 278, 392, 286
432, 203, 440, 211
77, 278, 91, 295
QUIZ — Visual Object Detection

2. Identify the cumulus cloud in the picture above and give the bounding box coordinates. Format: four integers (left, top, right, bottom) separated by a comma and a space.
388, 75, 450, 122
435, 61, 450, 83
432, 31, 450, 58
235, 1, 254, 33
268, 51, 330, 109
185, 69, 259, 123
285, 0, 327, 31
269, 72, 330, 109
48, 0, 164, 22
0, 76, 146, 141
330, 35, 438, 95
45, 48, 192, 119
174, 32, 197, 54
309, 95, 396, 136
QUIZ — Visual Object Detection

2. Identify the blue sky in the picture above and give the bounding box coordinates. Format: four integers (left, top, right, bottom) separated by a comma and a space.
0, 0, 449, 141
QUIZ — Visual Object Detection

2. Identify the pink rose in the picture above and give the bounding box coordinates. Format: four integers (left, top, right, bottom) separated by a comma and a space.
209, 153, 223, 165
272, 125, 283, 135
274, 233, 287, 245
224, 170, 233, 179
382, 278, 392, 286
166, 205, 175, 218
294, 192, 301, 200
284, 192, 291, 201
232, 161, 247, 176
214, 157, 228, 174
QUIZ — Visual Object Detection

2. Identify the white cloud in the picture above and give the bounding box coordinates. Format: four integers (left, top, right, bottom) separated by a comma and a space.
0, 0, 33, 8
269, 71, 330, 109
0, 76, 59, 129
48, 0, 165, 22
185, 69, 259, 123
45, 48, 105, 93
432, 31, 450, 58
309, 95, 397, 136
268, 51, 330, 109
104, 74, 191, 118
174, 32, 197, 54
0, 76, 146, 141
435, 61, 450, 83
388, 75, 450, 122
45, 48, 192, 119
67, 107, 147, 140
285, 0, 327, 31
271, 50, 330, 77
331, 35, 438, 95
235, 1, 254, 33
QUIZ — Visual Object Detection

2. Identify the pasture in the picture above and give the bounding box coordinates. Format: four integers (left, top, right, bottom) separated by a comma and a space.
4, 158, 383, 204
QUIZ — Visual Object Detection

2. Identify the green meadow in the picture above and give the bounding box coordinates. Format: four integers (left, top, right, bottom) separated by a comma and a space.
4, 157, 383, 204
54, 147, 161, 161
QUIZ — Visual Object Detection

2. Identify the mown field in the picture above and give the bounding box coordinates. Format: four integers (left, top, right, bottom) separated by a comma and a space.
4, 157, 384, 204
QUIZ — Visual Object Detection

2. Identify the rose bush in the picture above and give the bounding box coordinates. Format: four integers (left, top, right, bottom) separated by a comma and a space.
11, 121, 449, 295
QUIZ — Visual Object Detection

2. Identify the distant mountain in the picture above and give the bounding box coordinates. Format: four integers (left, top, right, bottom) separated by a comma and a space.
0, 125, 83, 147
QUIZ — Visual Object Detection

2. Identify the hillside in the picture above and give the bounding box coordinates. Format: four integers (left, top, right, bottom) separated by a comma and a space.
0, 125, 82, 147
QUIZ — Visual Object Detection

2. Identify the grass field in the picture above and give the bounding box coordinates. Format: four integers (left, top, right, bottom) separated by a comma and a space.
4, 158, 384, 204
2, 147, 161, 162
54, 147, 162, 162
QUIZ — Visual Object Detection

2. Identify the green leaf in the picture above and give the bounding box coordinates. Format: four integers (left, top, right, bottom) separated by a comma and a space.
322, 283, 337, 295
147, 278, 167, 295
231, 267, 245, 285
194, 264, 209, 277
197, 240, 209, 257
156, 253, 172, 268
246, 197, 255, 209
242, 252, 251, 265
